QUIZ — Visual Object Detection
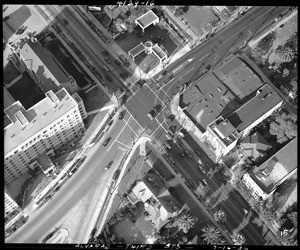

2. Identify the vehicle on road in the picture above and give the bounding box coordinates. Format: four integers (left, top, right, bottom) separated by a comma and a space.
202, 179, 207, 186
199, 165, 207, 174
155, 74, 163, 82
186, 179, 195, 190
112, 169, 120, 181
119, 111, 124, 120
186, 151, 192, 158
164, 141, 172, 149
103, 137, 111, 146
195, 150, 202, 157
275, 14, 283, 22
198, 180, 206, 188
105, 161, 113, 170
108, 120, 114, 126
105, 57, 111, 64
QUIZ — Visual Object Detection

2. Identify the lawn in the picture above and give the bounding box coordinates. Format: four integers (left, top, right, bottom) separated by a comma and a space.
7, 71, 45, 109
115, 22, 178, 57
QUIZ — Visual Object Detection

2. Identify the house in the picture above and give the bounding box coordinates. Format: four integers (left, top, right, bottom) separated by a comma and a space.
240, 131, 272, 164
242, 137, 297, 200
130, 172, 184, 229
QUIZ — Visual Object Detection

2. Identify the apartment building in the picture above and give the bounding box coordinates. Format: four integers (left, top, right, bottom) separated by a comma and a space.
4, 88, 85, 186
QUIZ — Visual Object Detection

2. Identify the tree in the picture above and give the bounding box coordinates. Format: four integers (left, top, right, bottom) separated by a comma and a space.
284, 32, 298, 53
282, 68, 290, 77
201, 225, 226, 245
287, 211, 297, 228
167, 210, 198, 234
222, 156, 237, 168
269, 112, 297, 143
178, 6, 189, 14
275, 45, 296, 62
213, 209, 227, 223
250, 47, 266, 62
231, 232, 246, 245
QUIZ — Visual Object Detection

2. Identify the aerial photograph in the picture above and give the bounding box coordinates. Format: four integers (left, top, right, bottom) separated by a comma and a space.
4, 5, 297, 246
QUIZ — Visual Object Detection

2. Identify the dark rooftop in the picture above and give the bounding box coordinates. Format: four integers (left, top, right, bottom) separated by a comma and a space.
227, 84, 283, 133
214, 56, 263, 100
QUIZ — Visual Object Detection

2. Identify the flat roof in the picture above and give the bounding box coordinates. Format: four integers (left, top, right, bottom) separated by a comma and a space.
4, 88, 78, 155
214, 56, 263, 99
250, 137, 297, 194
128, 42, 145, 57
135, 10, 159, 29
182, 73, 236, 130
152, 44, 167, 59
20, 41, 69, 92
227, 84, 283, 133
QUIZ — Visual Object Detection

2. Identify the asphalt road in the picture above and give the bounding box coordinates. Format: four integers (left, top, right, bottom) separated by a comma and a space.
6, 111, 141, 243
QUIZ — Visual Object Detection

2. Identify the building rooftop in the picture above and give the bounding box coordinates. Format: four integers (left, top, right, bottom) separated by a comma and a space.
214, 56, 263, 100
240, 131, 272, 161
129, 42, 145, 57
4, 88, 78, 156
250, 137, 297, 194
181, 73, 236, 130
3, 86, 15, 109
36, 154, 54, 171
152, 44, 167, 60
135, 10, 159, 29
20, 41, 70, 93
227, 84, 283, 133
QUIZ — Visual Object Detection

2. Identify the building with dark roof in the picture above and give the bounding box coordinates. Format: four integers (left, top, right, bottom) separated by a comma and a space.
180, 73, 238, 132
240, 132, 272, 164
242, 137, 297, 200
226, 84, 283, 138
19, 40, 78, 95
214, 56, 264, 100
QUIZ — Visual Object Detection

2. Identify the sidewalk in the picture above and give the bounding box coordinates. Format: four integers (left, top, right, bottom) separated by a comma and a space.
248, 9, 298, 48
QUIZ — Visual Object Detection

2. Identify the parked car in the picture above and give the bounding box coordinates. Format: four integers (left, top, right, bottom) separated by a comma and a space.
112, 169, 120, 181
105, 161, 113, 170
278, 24, 284, 30
186, 179, 195, 190
198, 180, 205, 189
164, 141, 172, 149
199, 165, 207, 174
119, 111, 124, 120
103, 137, 111, 146
275, 14, 283, 22
202, 179, 208, 186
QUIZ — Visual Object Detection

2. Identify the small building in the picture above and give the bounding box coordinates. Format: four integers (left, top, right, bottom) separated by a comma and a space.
36, 154, 56, 177
240, 132, 272, 163
242, 137, 297, 200
135, 10, 159, 33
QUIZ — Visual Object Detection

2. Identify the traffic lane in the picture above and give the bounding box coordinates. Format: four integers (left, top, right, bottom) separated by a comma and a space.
51, 6, 125, 92
7, 118, 129, 242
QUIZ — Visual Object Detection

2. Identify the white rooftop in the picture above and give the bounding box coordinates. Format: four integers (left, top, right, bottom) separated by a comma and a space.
4, 88, 78, 156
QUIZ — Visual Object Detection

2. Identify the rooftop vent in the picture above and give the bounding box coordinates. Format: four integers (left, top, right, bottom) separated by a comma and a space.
256, 89, 263, 96
14, 110, 29, 126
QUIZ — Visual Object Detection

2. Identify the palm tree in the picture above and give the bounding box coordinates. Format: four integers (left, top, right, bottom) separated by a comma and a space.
275, 46, 295, 62
201, 225, 226, 245
167, 210, 198, 234
231, 232, 246, 245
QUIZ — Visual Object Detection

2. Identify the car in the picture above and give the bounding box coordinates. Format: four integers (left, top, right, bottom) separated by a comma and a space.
105, 161, 113, 170
275, 14, 283, 22
202, 179, 207, 186
103, 137, 111, 146
102, 50, 109, 56
119, 111, 124, 120
115, 60, 121, 66
199, 165, 207, 174
186, 179, 195, 190
195, 150, 202, 157
187, 151, 192, 158
164, 141, 172, 149
105, 57, 111, 64
112, 169, 120, 181
108, 120, 114, 126
198, 180, 206, 188
278, 24, 284, 30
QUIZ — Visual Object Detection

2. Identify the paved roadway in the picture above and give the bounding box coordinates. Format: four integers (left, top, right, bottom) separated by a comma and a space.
6, 110, 144, 243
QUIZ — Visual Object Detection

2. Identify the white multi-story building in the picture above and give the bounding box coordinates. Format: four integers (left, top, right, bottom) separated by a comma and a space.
4, 88, 85, 186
